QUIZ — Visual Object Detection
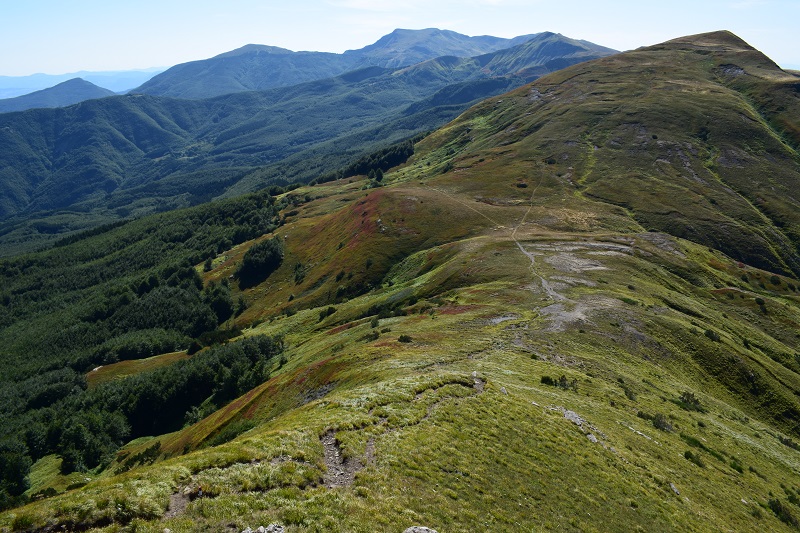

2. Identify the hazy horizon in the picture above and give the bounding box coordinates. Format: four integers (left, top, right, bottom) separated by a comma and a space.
1, 0, 797, 77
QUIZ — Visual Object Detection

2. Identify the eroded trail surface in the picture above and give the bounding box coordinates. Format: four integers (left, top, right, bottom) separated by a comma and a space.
321, 430, 362, 487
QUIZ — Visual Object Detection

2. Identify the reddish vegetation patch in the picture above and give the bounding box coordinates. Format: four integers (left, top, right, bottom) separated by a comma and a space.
708, 258, 728, 271
438, 305, 479, 315
373, 341, 395, 348
710, 287, 743, 296
328, 322, 356, 335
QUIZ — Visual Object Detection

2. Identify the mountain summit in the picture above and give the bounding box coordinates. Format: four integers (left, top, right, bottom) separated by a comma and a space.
343, 27, 537, 68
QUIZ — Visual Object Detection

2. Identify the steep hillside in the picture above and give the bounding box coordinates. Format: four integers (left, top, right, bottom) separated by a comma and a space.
0, 34, 615, 256
0, 79, 115, 113
1, 31, 800, 532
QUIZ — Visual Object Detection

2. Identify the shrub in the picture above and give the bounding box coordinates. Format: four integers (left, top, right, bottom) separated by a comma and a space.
318, 306, 336, 322
684, 450, 705, 468
704, 329, 720, 342
768, 499, 798, 526
541, 376, 555, 386
622, 385, 637, 401
236, 237, 284, 287
678, 391, 703, 411
398, 335, 413, 343
653, 413, 672, 432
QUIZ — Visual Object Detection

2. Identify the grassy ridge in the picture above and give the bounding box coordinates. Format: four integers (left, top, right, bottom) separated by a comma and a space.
1, 31, 800, 531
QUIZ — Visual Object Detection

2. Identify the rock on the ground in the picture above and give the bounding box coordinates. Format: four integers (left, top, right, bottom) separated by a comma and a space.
404, 527, 439, 533
563, 410, 584, 426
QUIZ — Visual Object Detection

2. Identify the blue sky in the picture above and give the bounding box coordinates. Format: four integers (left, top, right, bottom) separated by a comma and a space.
1, 0, 797, 76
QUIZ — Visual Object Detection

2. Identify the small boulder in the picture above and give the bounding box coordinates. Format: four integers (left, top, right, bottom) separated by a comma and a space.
403, 527, 438, 533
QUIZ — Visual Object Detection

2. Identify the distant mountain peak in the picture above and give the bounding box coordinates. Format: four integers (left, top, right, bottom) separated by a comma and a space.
214, 44, 294, 58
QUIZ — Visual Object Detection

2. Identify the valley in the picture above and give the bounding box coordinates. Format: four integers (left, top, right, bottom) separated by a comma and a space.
0, 29, 799, 533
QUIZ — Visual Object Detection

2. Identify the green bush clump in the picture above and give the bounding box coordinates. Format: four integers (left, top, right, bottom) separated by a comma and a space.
540, 375, 577, 391
236, 237, 284, 288
684, 450, 705, 468
768, 498, 798, 527
678, 391, 704, 412
653, 413, 673, 432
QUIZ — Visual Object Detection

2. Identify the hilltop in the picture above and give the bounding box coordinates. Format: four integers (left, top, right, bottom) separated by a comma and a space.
0, 78, 115, 113
0, 30, 799, 532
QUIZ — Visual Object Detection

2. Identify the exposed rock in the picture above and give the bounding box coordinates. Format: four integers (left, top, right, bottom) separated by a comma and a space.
472, 371, 485, 393
587, 433, 598, 443
670, 482, 680, 495
403, 527, 439, 533
563, 410, 584, 427
322, 430, 363, 487
500, 386, 508, 395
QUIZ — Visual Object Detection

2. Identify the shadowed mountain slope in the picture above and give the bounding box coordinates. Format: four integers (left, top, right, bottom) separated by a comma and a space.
0, 34, 615, 256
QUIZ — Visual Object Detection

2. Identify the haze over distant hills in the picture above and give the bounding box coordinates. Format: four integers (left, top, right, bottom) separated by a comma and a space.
0, 30, 616, 255
0, 78, 114, 113
0, 68, 164, 98
133, 28, 606, 99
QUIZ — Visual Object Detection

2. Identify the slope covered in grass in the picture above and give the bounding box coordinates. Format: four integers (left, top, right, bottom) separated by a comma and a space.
1, 31, 800, 532
0, 33, 615, 256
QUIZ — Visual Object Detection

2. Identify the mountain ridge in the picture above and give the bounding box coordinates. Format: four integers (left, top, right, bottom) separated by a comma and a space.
0, 32, 616, 255
133, 28, 606, 99
1, 30, 800, 532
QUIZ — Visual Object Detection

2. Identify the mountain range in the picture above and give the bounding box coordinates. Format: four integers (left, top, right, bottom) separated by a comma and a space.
0, 30, 799, 532
132, 28, 560, 99
0, 68, 164, 99
0, 31, 616, 256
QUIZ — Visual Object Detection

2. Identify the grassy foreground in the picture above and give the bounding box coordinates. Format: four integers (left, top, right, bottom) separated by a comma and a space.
2, 31, 800, 531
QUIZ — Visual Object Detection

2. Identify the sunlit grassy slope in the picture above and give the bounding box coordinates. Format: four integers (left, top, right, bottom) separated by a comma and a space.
3, 31, 800, 532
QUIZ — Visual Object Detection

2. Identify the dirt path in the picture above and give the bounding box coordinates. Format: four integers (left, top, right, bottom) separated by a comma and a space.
509, 175, 571, 303
321, 430, 363, 488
